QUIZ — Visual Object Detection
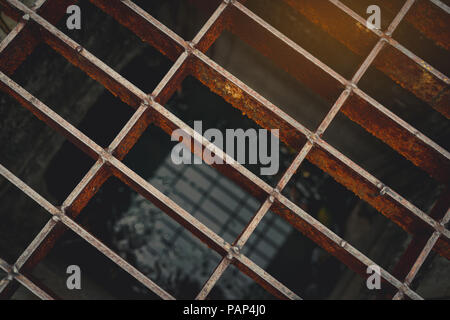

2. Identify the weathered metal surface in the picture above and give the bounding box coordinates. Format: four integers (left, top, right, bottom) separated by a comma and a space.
90, 0, 185, 61
282, 0, 450, 118
342, 89, 450, 183
0, 0, 77, 74
0, 0, 447, 300
393, 0, 450, 51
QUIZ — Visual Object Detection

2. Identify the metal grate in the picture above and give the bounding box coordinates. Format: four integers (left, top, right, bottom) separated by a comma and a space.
0, 0, 448, 300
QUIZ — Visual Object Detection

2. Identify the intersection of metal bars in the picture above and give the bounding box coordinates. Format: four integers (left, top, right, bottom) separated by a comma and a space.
0, 0, 448, 300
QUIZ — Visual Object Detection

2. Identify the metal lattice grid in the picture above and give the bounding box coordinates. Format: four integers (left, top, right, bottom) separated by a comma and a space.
0, 0, 448, 300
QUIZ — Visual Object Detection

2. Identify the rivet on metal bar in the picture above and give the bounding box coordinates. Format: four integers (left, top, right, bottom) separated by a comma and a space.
269, 188, 280, 203
340, 240, 347, 248
185, 41, 196, 55
380, 186, 389, 197
346, 82, 357, 92
75, 46, 83, 54
22, 14, 30, 21
306, 133, 319, 145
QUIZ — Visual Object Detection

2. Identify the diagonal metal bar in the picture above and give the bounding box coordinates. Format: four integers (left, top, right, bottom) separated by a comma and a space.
387, 188, 450, 299
0, 0, 446, 300
0, 53, 190, 299
1, 0, 445, 292
223, 0, 450, 183
0, 3, 300, 298
0, 163, 175, 300
393, 209, 450, 300
0, 0, 77, 75
282, 0, 449, 118
0, 257, 54, 300
0, 62, 416, 299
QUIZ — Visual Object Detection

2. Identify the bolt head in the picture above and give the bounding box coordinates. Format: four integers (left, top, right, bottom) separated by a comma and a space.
12, 266, 19, 274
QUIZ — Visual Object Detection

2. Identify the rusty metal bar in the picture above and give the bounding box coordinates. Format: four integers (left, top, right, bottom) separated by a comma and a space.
223, 1, 450, 183
395, 0, 450, 51
282, 0, 449, 118
5, 0, 448, 296
393, 209, 450, 300
190, 0, 229, 53
196, 145, 313, 300
0, 0, 447, 300
0, 162, 175, 300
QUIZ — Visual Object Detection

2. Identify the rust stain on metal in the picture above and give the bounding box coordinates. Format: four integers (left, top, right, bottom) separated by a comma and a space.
0, 0, 448, 300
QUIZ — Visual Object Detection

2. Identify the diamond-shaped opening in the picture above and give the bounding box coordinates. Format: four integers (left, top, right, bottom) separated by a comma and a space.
206, 30, 335, 132
59, 176, 224, 299
323, 112, 443, 213
0, 178, 50, 263
243, 0, 375, 79
55, 0, 174, 92
122, 122, 266, 244
9, 42, 138, 148
0, 90, 96, 205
